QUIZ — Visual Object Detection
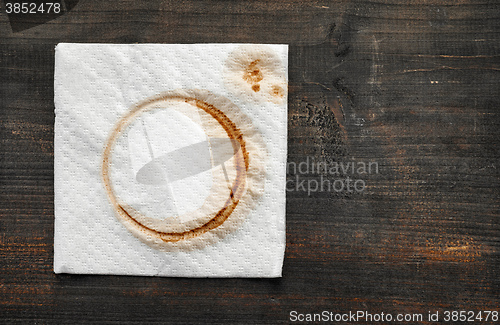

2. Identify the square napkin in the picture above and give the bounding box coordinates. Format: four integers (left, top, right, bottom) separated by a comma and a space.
53, 43, 287, 277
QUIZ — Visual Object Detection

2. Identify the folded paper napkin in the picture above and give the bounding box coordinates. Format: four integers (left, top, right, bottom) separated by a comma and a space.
54, 43, 288, 277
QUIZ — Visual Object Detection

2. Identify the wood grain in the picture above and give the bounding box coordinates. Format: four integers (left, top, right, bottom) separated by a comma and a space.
1, 0, 499, 323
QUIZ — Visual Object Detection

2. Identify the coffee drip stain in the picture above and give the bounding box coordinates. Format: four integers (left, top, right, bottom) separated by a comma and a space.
271, 85, 285, 98
243, 60, 264, 93
224, 45, 287, 104
243, 60, 264, 83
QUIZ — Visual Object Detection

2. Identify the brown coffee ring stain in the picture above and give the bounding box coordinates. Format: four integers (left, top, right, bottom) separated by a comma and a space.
102, 94, 249, 244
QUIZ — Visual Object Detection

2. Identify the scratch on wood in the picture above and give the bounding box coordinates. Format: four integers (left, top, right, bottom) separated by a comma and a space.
369, 35, 382, 108
402, 66, 500, 73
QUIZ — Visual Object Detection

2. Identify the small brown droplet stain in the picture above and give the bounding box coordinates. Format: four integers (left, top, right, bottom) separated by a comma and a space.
243, 60, 264, 84
252, 84, 260, 92
270, 85, 284, 98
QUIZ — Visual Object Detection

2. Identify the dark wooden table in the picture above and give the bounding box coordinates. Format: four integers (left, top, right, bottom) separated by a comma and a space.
1, 1, 499, 323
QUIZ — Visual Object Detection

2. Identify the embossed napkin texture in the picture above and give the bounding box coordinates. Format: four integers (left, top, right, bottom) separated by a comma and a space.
54, 43, 287, 277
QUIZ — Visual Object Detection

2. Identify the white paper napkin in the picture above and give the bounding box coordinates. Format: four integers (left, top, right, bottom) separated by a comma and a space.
53, 43, 287, 277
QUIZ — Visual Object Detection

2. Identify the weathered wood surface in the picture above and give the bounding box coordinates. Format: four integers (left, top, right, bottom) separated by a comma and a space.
1, 0, 499, 323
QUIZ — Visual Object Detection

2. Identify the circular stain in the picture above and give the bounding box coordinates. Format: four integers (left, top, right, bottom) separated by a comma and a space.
102, 89, 267, 251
